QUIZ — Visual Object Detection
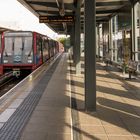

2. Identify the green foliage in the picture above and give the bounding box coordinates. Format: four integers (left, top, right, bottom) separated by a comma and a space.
57, 37, 70, 48
57, 37, 66, 45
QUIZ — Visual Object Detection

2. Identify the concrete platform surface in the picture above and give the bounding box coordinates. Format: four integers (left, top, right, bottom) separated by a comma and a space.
21, 54, 140, 140
0, 53, 140, 140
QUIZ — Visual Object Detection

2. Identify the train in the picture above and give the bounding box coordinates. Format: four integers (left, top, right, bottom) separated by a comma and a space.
0, 31, 64, 76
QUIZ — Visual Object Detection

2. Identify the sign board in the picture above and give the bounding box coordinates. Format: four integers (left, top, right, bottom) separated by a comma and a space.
39, 15, 74, 23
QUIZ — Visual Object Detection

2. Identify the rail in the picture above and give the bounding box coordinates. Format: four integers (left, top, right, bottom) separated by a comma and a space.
0, 72, 13, 84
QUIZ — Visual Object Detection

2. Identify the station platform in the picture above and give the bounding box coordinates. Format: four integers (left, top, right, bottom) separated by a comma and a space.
0, 53, 140, 140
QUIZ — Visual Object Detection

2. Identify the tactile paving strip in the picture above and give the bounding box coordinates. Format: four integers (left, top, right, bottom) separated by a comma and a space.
0, 56, 61, 140
69, 60, 81, 140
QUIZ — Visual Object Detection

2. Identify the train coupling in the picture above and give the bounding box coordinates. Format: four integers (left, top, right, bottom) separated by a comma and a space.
13, 68, 20, 77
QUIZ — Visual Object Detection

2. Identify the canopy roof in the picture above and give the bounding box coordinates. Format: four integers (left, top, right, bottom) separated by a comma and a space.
17, 0, 134, 34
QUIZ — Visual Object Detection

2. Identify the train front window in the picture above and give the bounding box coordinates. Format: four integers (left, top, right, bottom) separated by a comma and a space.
4, 37, 13, 56
14, 37, 22, 55
24, 37, 33, 56
3, 32, 33, 64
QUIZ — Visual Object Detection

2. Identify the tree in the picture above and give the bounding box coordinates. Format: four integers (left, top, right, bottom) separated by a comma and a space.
57, 37, 70, 49
57, 37, 66, 45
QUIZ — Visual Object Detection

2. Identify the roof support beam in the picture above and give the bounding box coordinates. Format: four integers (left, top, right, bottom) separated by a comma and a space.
27, 1, 75, 10
56, 0, 65, 16
27, 1, 57, 7
96, 1, 129, 7
85, 0, 96, 111
37, 9, 121, 17
82, 1, 129, 7
73, 0, 81, 75
36, 10, 73, 15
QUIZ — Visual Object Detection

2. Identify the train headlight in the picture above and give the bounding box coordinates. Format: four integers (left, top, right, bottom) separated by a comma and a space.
4, 60, 8, 63
27, 55, 33, 63
28, 59, 32, 63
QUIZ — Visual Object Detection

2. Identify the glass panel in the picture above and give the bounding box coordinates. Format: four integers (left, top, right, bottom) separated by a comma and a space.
14, 37, 22, 55
111, 7, 131, 64
112, 15, 118, 62
4, 37, 13, 56
99, 24, 103, 57
24, 37, 33, 56
135, 2, 140, 61
36, 36, 42, 64
42, 40, 49, 61
133, 2, 140, 71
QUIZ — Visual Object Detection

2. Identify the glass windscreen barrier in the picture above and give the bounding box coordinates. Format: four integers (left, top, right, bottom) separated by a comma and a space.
111, 9, 131, 64
134, 2, 140, 61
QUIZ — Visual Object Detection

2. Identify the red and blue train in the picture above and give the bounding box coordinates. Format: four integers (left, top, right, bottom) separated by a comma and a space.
0, 31, 63, 76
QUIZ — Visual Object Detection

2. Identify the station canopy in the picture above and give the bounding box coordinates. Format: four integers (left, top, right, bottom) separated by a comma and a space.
17, 0, 132, 35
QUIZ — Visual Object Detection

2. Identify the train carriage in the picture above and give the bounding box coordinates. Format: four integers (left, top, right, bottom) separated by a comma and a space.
0, 31, 61, 76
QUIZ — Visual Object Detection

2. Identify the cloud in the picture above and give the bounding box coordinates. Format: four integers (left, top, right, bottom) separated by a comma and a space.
0, 0, 57, 39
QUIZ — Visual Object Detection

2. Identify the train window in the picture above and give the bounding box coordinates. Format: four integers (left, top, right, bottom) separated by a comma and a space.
24, 37, 33, 56
14, 37, 22, 55
4, 37, 13, 56
36, 37, 42, 56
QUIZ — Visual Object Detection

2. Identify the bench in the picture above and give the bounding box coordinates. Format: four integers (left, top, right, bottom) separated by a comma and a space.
126, 60, 138, 79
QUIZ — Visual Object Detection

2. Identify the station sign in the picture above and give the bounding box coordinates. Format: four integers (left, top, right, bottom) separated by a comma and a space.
39, 15, 74, 23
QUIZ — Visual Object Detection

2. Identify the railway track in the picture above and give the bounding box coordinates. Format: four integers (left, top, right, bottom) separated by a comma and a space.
0, 72, 28, 97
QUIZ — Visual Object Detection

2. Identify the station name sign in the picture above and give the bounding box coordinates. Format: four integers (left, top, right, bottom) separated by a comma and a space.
39, 15, 74, 23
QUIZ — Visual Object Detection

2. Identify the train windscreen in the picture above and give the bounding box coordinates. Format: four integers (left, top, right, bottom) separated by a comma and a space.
3, 32, 33, 64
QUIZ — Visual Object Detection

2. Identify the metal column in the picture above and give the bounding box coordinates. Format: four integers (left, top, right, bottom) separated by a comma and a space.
109, 19, 113, 61
85, 0, 96, 111
70, 26, 75, 56
114, 16, 118, 62
74, 0, 81, 74
131, 3, 135, 60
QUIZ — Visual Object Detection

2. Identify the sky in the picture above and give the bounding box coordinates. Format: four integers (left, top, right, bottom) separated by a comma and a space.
0, 0, 58, 39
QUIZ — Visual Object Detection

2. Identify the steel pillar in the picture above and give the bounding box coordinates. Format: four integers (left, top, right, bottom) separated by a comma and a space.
70, 26, 75, 56
109, 19, 113, 61
85, 0, 96, 111
131, 3, 135, 60
74, 0, 81, 74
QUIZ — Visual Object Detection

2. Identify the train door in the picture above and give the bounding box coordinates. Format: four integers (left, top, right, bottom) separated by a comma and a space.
42, 37, 49, 62
36, 35, 43, 65
40, 37, 44, 63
